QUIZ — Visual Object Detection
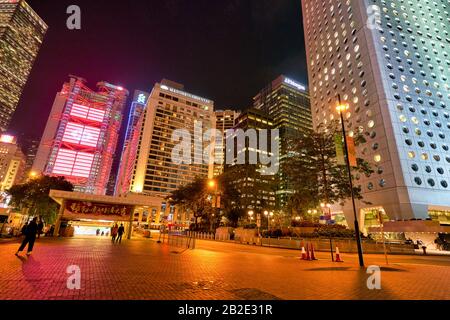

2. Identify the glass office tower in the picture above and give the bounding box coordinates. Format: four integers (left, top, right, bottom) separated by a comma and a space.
302, 0, 450, 228
0, 0, 47, 131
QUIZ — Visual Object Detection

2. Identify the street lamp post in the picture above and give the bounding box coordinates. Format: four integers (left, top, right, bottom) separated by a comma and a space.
337, 94, 365, 268
321, 203, 334, 261
248, 210, 254, 224
207, 179, 220, 233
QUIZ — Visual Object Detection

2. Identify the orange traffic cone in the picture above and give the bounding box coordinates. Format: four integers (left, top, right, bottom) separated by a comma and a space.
306, 243, 311, 261
310, 244, 318, 261
300, 246, 307, 260
335, 247, 344, 262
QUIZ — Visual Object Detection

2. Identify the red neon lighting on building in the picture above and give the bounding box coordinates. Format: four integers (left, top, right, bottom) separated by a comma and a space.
62, 122, 100, 147
70, 104, 106, 123
52, 148, 94, 178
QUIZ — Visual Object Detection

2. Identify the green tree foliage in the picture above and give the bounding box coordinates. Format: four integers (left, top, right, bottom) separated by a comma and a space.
216, 170, 246, 227
285, 122, 373, 218
166, 177, 212, 229
167, 173, 248, 229
7, 175, 74, 223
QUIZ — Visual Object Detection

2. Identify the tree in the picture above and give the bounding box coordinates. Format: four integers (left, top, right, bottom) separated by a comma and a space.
167, 177, 213, 230
7, 175, 74, 224
284, 121, 373, 219
216, 170, 246, 227
167, 173, 249, 229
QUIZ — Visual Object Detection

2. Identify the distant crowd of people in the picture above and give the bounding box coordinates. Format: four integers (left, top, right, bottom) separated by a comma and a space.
94, 224, 125, 243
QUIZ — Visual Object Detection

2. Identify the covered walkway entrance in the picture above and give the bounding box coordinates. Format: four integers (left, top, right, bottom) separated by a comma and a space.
49, 190, 163, 239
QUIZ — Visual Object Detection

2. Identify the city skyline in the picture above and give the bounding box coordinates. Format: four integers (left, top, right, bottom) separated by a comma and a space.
0, 0, 449, 306
8, 0, 308, 140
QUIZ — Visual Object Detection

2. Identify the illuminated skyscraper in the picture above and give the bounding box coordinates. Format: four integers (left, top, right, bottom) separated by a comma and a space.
254, 75, 312, 209
302, 0, 450, 229
0, 134, 25, 191
213, 109, 240, 177
116, 80, 214, 225
33, 76, 128, 195
115, 90, 149, 195
0, 0, 48, 132
225, 108, 277, 212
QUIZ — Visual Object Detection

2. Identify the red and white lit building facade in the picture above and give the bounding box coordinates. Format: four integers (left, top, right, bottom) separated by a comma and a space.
33, 76, 128, 195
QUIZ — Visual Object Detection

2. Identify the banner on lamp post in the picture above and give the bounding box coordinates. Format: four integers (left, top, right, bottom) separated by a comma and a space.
334, 134, 345, 165
346, 136, 358, 167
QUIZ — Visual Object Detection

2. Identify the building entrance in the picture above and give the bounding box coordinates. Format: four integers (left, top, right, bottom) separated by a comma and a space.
49, 190, 163, 239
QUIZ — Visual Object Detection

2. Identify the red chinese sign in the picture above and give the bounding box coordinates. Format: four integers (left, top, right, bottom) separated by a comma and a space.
65, 200, 133, 219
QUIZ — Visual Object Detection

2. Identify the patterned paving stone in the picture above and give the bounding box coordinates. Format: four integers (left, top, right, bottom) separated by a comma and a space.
0, 237, 449, 300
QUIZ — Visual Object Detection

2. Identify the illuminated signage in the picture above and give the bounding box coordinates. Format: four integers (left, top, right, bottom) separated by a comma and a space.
284, 78, 306, 91
133, 90, 149, 105
160, 85, 211, 104
0, 135, 16, 144
137, 94, 147, 104
65, 200, 133, 220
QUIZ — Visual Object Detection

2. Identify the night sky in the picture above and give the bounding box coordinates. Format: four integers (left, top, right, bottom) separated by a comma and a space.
10, 0, 307, 140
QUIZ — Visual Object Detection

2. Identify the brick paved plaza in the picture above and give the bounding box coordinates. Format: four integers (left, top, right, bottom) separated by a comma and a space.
0, 237, 449, 300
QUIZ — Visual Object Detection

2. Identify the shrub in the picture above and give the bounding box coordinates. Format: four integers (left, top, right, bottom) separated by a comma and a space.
291, 221, 321, 228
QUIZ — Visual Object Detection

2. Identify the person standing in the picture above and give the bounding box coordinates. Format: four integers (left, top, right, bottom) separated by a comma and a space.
15, 217, 38, 256
111, 224, 118, 243
117, 224, 125, 244
37, 219, 44, 239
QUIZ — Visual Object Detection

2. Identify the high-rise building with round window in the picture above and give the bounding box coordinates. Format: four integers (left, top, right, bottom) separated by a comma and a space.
302, 0, 450, 228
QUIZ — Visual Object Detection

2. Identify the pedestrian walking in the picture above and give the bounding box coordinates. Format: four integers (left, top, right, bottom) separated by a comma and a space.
111, 224, 118, 243
37, 219, 44, 239
15, 217, 38, 256
116, 224, 125, 244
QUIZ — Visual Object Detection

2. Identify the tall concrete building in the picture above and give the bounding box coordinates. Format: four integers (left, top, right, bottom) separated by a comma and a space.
0, 134, 25, 191
253, 75, 312, 209
116, 79, 215, 225
17, 134, 39, 175
302, 0, 450, 229
33, 76, 128, 195
0, 0, 48, 132
226, 108, 277, 212
213, 109, 240, 177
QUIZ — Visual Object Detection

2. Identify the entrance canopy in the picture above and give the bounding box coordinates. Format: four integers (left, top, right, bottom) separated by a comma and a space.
50, 190, 164, 223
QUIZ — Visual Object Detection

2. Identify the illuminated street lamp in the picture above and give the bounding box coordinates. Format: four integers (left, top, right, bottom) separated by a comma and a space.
336, 93, 365, 268
248, 210, 254, 223
207, 179, 219, 232
29, 171, 39, 180
207, 179, 216, 190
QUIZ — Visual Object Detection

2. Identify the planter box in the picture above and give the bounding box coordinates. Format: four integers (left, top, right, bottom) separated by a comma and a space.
234, 228, 258, 242
292, 227, 316, 234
